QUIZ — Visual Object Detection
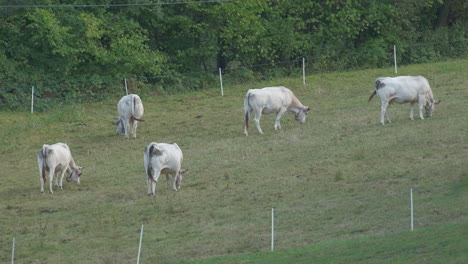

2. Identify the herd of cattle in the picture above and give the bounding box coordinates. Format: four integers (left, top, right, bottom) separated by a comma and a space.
37, 75, 440, 195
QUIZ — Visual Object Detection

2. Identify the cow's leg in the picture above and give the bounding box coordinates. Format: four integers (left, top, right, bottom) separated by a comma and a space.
54, 171, 59, 187
124, 119, 130, 139
131, 121, 138, 139
171, 172, 178, 191
149, 170, 161, 195
418, 99, 425, 120
274, 108, 287, 130
381, 101, 389, 125
48, 169, 55, 194
254, 110, 264, 134
410, 103, 415, 120
386, 112, 391, 124
39, 163, 45, 193
40, 174, 45, 193
59, 167, 68, 189
147, 178, 152, 195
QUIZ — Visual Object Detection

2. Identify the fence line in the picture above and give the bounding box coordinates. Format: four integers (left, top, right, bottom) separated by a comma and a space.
11, 237, 15, 264
219, 68, 224, 96
271, 208, 275, 252
4, 186, 459, 262
8, 38, 467, 94
411, 188, 414, 232
30, 86, 34, 114
137, 224, 144, 264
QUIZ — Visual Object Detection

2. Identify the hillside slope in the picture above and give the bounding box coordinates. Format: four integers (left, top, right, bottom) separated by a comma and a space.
1, 59, 467, 263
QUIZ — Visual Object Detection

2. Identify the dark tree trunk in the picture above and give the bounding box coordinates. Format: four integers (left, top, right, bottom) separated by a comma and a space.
435, 0, 453, 28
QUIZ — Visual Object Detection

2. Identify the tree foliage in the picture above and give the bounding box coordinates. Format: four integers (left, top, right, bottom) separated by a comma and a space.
0, 0, 466, 110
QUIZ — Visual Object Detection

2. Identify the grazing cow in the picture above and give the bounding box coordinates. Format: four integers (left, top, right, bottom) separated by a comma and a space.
244, 86, 310, 135
144, 142, 187, 196
37, 143, 83, 194
113, 94, 144, 139
368, 76, 441, 125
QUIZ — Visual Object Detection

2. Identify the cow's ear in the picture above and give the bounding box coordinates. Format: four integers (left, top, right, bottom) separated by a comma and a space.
435, 100, 441, 104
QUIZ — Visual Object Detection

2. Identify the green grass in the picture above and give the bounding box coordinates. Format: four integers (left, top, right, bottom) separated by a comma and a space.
1, 59, 467, 264
190, 222, 468, 264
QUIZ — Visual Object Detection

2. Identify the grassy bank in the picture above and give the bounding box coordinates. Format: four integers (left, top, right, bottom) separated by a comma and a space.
1, 59, 467, 263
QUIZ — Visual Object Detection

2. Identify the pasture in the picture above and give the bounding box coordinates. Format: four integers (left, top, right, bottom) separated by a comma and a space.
1, 59, 467, 263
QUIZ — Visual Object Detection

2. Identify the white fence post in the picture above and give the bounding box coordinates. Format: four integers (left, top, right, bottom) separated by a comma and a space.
125, 78, 128, 96
410, 188, 414, 232
271, 208, 274, 252
394, 45, 398, 74
219, 68, 224, 96
137, 224, 144, 264
302, 57, 306, 86
11, 237, 15, 264
31, 86, 34, 114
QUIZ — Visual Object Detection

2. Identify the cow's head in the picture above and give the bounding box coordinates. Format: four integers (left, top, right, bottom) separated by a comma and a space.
425, 99, 441, 117
67, 166, 83, 184
112, 117, 125, 135
175, 169, 188, 190
295, 107, 310, 124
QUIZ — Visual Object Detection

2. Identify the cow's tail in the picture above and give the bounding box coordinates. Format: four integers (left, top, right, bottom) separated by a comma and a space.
131, 95, 145, 122
40, 146, 47, 183
145, 144, 157, 183
244, 91, 251, 131
368, 90, 377, 103
368, 79, 384, 103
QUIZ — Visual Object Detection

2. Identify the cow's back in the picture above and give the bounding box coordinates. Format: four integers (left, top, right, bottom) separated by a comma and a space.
43, 143, 72, 167
248, 86, 293, 109
377, 76, 430, 103
117, 94, 144, 119
149, 143, 183, 172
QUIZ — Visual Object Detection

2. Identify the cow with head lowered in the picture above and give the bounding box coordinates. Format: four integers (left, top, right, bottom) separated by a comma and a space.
144, 142, 187, 196
243, 86, 310, 136
368, 76, 441, 125
37, 143, 83, 194
113, 94, 144, 139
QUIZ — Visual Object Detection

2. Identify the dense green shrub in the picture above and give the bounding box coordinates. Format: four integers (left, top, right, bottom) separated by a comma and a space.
0, 0, 466, 110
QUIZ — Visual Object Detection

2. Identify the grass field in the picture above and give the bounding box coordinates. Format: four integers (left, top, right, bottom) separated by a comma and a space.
1, 59, 467, 264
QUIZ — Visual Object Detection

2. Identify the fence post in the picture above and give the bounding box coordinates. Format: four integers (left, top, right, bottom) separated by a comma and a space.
302, 57, 306, 86
219, 68, 224, 96
394, 45, 398, 74
410, 188, 414, 232
11, 237, 15, 264
31, 86, 34, 114
125, 78, 128, 96
137, 224, 144, 264
271, 208, 274, 252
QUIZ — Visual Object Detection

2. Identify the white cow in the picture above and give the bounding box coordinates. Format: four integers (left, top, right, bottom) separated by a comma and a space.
37, 143, 83, 194
368, 76, 441, 125
244, 86, 310, 135
144, 142, 187, 196
113, 94, 144, 139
